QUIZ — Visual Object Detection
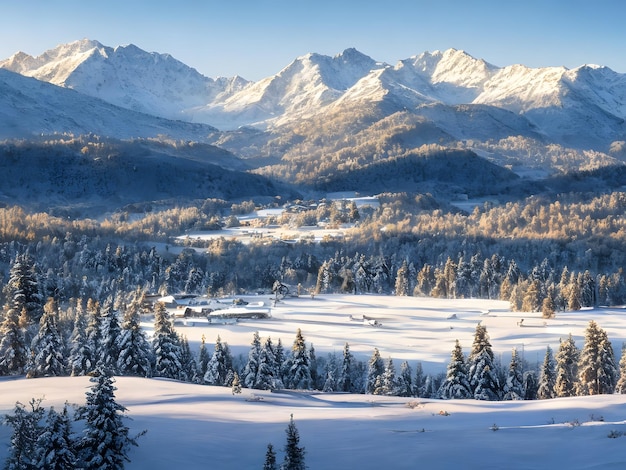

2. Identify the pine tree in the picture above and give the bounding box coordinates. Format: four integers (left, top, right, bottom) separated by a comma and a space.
414, 362, 426, 398
0, 306, 29, 375
322, 353, 338, 392
151, 302, 183, 380
308, 344, 319, 390
178, 335, 197, 383
256, 337, 278, 390
468, 323, 500, 400
204, 335, 229, 386
375, 357, 398, 396
615, 343, 626, 394
263, 443, 277, 470
83, 299, 104, 375
68, 301, 91, 376
288, 329, 312, 390
337, 342, 354, 393
33, 404, 77, 470
439, 340, 472, 399
394, 260, 410, 296
26, 298, 67, 378
578, 320, 617, 395
523, 371, 538, 400
274, 338, 286, 389
76, 369, 143, 469
366, 348, 384, 394
3, 398, 45, 470
116, 301, 153, 378
231, 371, 242, 395
242, 331, 262, 389
100, 303, 122, 375
197, 334, 210, 381
397, 361, 414, 397
554, 334, 579, 397
281, 415, 306, 470
537, 346, 556, 399
503, 347, 524, 400
4, 253, 43, 326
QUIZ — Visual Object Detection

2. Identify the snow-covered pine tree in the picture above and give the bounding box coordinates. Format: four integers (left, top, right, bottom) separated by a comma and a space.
4, 253, 43, 327
151, 302, 183, 380
3, 398, 45, 470
204, 335, 229, 386
242, 331, 262, 389
322, 353, 338, 392
366, 347, 384, 394
83, 299, 103, 375
197, 334, 210, 382
439, 339, 472, 399
274, 338, 286, 389
414, 362, 426, 398
523, 371, 538, 400
26, 297, 67, 378
337, 342, 354, 393
308, 344, 319, 390
76, 368, 143, 469
502, 347, 524, 400
288, 329, 312, 390
0, 306, 29, 375
281, 414, 306, 470
264, 443, 277, 470
177, 335, 196, 382
397, 361, 414, 397
116, 301, 153, 378
100, 303, 122, 375
256, 337, 278, 390
578, 320, 618, 395
231, 371, 242, 395
537, 346, 556, 399
468, 323, 501, 400
375, 357, 398, 396
33, 404, 77, 470
554, 333, 579, 397
394, 260, 410, 296
615, 343, 626, 394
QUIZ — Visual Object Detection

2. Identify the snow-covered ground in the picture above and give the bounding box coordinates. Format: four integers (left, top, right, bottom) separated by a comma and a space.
2, 295, 626, 469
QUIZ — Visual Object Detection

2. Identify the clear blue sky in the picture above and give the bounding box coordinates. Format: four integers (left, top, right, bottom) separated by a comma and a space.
1, 0, 624, 81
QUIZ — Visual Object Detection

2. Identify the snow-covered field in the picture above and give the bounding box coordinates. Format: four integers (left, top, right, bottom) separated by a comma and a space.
2, 295, 626, 469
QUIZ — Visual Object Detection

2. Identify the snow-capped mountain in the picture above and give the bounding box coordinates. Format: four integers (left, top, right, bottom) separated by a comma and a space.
0, 39, 248, 121
2, 39, 626, 150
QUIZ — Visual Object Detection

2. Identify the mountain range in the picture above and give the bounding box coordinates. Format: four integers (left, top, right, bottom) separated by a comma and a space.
1, 39, 626, 213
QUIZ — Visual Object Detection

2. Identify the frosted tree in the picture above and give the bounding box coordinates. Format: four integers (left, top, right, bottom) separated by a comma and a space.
76, 369, 143, 469
231, 371, 242, 395
537, 346, 556, 399
179, 335, 197, 383
523, 371, 538, 400
322, 353, 338, 392
151, 302, 183, 380
503, 347, 524, 400
204, 335, 230, 386
100, 303, 122, 375
197, 334, 210, 382
263, 443, 277, 470
337, 342, 355, 393
256, 337, 278, 390
615, 343, 626, 394
3, 398, 45, 470
439, 340, 472, 399
397, 360, 414, 397
26, 297, 67, 378
281, 414, 306, 470
414, 362, 427, 398
375, 357, 398, 396
577, 320, 617, 395
288, 329, 312, 390
242, 331, 262, 389
394, 260, 410, 296
468, 323, 501, 400
554, 334, 579, 397
0, 306, 29, 375
116, 301, 153, 378
274, 338, 287, 389
308, 344, 319, 390
33, 404, 77, 470
83, 299, 104, 374
3, 253, 43, 327
366, 347, 384, 394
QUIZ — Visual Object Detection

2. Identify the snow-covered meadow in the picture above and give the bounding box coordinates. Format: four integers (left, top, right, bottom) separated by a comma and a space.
2, 294, 626, 469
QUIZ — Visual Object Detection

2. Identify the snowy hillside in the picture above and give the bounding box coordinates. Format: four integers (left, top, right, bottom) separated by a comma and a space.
2, 295, 626, 469
4, 39, 626, 149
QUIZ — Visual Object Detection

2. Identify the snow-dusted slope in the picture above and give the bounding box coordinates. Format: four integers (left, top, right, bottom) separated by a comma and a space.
0, 68, 218, 141
0, 39, 248, 121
